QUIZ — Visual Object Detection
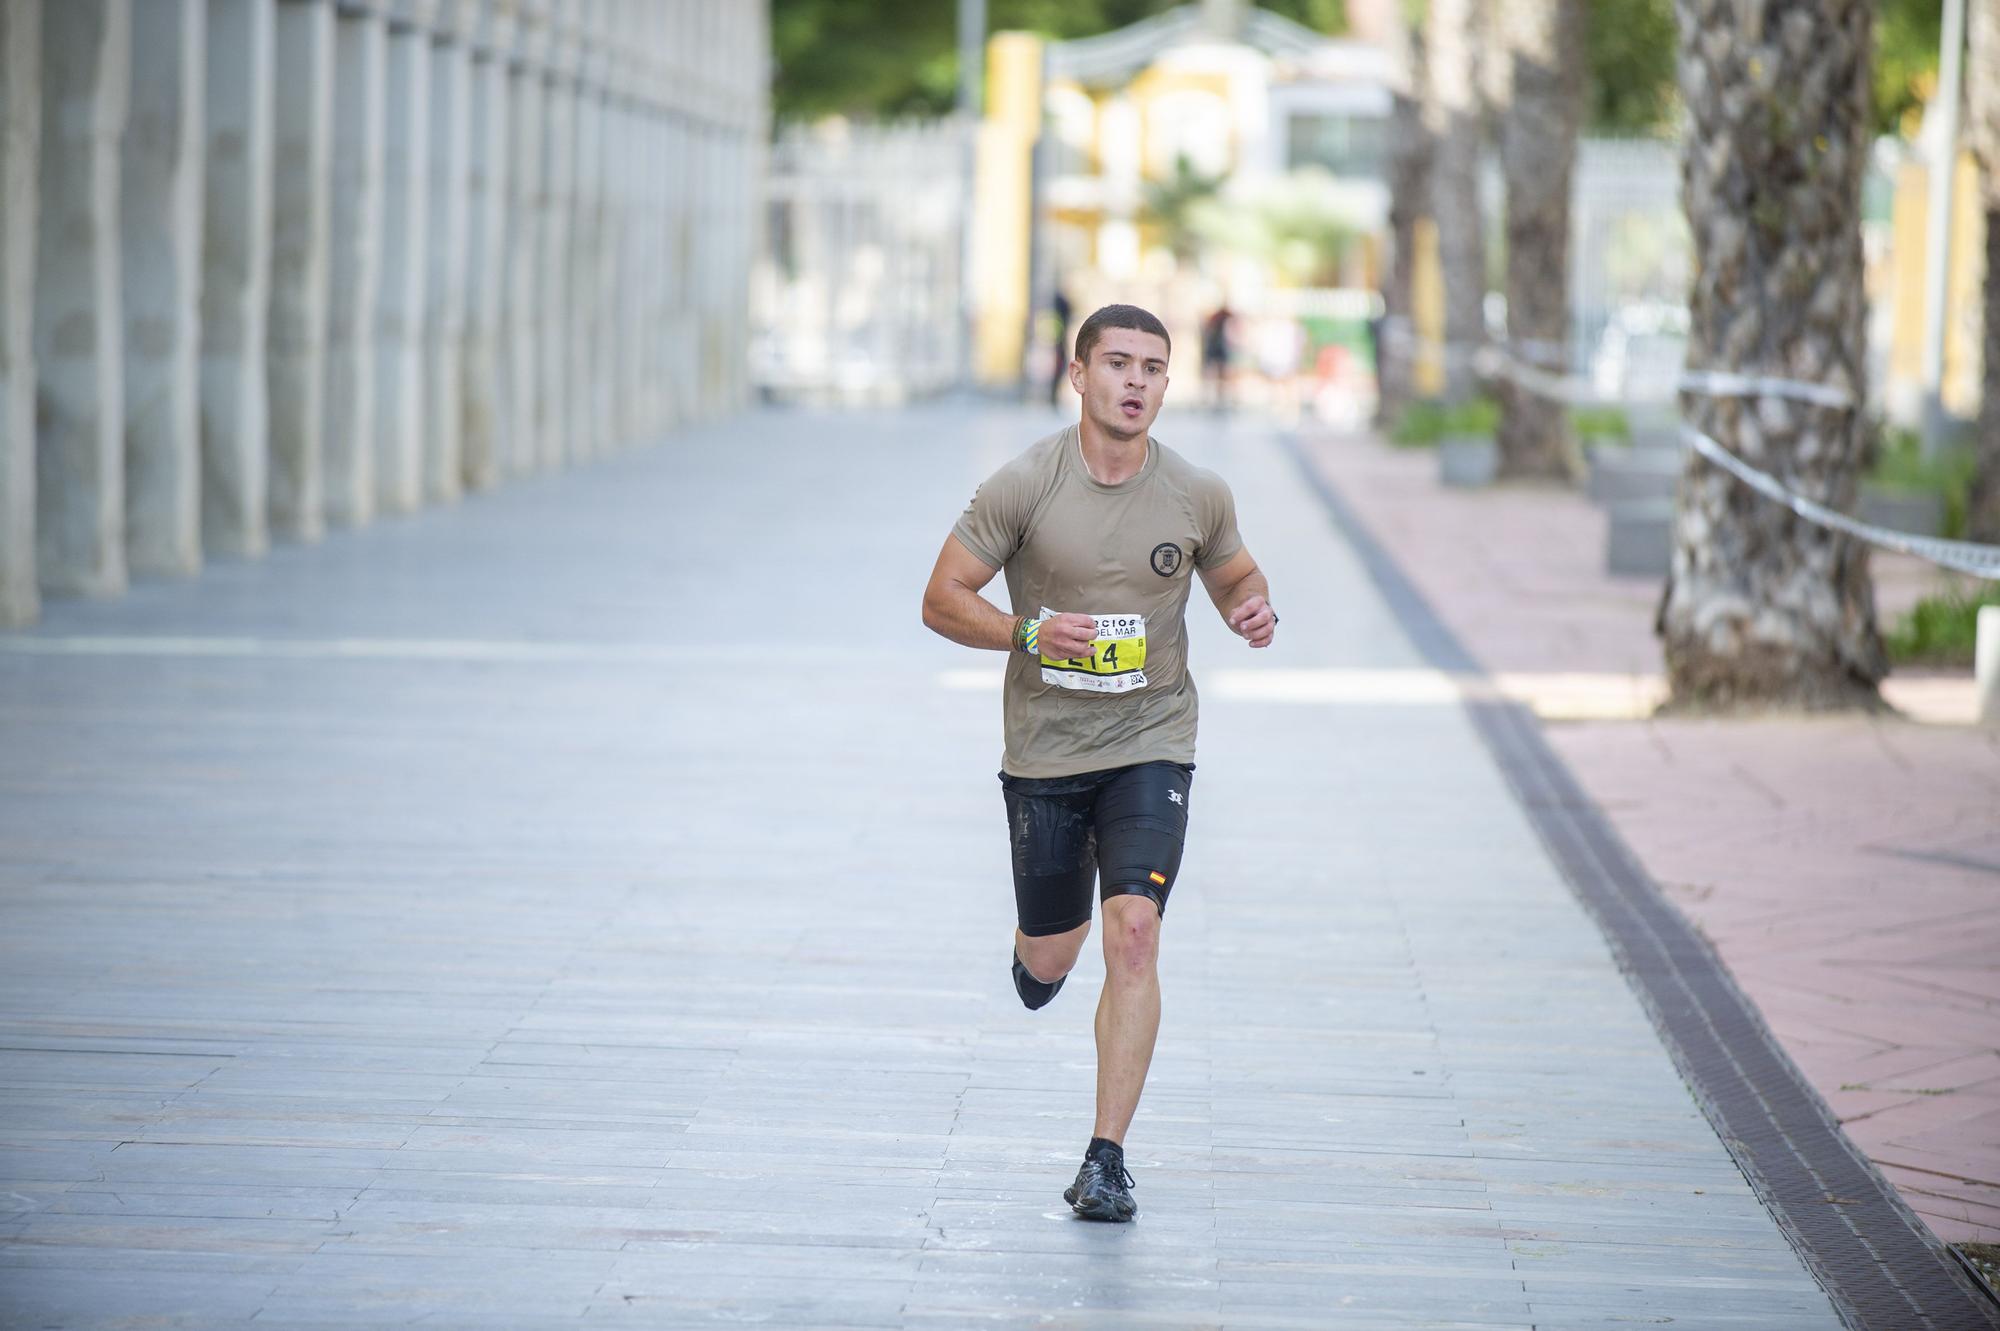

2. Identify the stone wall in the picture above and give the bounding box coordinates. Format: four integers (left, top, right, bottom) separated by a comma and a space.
0, 0, 769, 627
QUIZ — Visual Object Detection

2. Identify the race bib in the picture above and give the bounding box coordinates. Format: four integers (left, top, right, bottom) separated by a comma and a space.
1038, 609, 1148, 693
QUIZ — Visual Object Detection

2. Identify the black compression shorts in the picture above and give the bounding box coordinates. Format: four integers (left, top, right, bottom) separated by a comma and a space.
998, 760, 1194, 937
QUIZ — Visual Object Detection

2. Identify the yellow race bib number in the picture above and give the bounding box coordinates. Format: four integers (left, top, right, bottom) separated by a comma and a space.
1038, 610, 1148, 694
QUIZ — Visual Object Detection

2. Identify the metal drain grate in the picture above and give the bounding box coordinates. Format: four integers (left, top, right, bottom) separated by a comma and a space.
1282, 431, 2000, 1331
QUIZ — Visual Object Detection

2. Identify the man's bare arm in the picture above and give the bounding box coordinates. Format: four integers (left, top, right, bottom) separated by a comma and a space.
921, 535, 1098, 657
1198, 546, 1276, 648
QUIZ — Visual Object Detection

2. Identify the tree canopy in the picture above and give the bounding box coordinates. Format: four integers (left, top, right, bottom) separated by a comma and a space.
773, 0, 1948, 142
771, 0, 1347, 122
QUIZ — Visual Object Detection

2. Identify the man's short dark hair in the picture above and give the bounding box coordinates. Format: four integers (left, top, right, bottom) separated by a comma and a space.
1074, 304, 1171, 366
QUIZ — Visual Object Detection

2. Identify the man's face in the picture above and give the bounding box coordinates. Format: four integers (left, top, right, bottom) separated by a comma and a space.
1070, 328, 1170, 441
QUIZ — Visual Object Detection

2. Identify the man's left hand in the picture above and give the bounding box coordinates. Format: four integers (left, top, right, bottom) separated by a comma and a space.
1228, 595, 1276, 649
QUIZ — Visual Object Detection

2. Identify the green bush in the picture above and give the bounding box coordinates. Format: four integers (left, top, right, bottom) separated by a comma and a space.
1390, 397, 1500, 448
1569, 405, 1630, 443
1869, 428, 1978, 537
1885, 581, 2000, 667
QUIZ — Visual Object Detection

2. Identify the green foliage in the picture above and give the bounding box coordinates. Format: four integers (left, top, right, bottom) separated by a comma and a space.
1585, 0, 1678, 135
771, 2, 1346, 121
1140, 156, 1227, 260
1869, 428, 1979, 537
1568, 405, 1630, 442
1578, 0, 1945, 139
1391, 396, 1500, 446
1186, 169, 1363, 286
1884, 581, 2000, 667
1258, 0, 1349, 33
1875, 0, 1943, 138
772, 0, 958, 120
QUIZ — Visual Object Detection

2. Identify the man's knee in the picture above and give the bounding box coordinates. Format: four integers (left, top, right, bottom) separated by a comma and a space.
1103, 896, 1160, 978
1017, 923, 1087, 982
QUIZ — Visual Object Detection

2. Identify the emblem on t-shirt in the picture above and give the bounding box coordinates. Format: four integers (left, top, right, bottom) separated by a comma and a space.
1150, 542, 1184, 577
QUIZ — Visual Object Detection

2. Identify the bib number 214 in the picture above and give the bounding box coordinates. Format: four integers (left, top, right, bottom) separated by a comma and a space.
1038, 609, 1148, 694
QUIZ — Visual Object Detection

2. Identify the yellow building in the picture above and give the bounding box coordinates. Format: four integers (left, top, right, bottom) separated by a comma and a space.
974, 0, 1393, 388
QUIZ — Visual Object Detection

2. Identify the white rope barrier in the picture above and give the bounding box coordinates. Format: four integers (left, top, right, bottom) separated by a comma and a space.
1680, 425, 2000, 579
1374, 326, 2000, 578
1675, 369, 1856, 410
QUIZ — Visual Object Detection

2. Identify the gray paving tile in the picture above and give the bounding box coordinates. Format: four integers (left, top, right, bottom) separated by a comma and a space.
0, 407, 1844, 1329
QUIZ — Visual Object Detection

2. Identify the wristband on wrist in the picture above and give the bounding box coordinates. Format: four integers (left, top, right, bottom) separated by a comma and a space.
1015, 616, 1043, 655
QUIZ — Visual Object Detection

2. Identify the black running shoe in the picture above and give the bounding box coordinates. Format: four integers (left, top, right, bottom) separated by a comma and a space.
1011, 949, 1065, 1010
1064, 1144, 1137, 1221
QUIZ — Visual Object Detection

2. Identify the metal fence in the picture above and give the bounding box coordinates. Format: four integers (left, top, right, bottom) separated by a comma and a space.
1568, 137, 1690, 404
751, 118, 972, 405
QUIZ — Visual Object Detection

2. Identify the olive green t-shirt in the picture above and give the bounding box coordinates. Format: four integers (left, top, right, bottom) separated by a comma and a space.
951, 425, 1244, 778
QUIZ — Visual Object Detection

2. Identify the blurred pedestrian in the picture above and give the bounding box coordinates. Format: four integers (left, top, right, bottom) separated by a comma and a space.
1201, 305, 1233, 410
1048, 289, 1073, 407
921, 303, 1279, 1223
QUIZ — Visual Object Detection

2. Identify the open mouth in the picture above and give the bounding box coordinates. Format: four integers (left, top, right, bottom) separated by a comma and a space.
1119, 396, 1145, 415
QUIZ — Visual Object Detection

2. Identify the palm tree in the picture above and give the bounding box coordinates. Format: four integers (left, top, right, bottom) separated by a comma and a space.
1423, 0, 1483, 404
1658, 0, 1885, 710
1970, 0, 2000, 542
1494, 0, 1583, 480
1377, 1, 1431, 425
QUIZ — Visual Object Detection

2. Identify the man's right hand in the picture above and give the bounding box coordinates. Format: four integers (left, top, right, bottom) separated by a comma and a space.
1035, 612, 1100, 661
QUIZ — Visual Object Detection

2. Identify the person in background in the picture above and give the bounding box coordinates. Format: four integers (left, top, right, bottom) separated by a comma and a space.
1200, 305, 1233, 411
1048, 289, 1074, 407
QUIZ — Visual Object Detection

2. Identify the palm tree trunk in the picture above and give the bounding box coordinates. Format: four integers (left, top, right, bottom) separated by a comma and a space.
1657, 0, 1885, 711
1495, 0, 1582, 480
1970, 0, 2000, 542
1378, 2, 1430, 424
1424, 0, 1484, 404
1975, 203, 2000, 541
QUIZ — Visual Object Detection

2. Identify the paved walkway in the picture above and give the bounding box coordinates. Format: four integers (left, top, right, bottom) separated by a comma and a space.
1296, 428, 2000, 1247
0, 407, 1849, 1328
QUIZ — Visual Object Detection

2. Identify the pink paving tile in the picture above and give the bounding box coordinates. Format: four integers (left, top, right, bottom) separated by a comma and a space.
1890, 967, 2000, 1004
1826, 1088, 1933, 1125
1877, 1105, 2000, 1169
1866, 1053, 2000, 1093
1787, 1038, 1941, 1088
1878, 1161, 2000, 1208
1306, 428, 2000, 1245
1841, 1045, 2000, 1087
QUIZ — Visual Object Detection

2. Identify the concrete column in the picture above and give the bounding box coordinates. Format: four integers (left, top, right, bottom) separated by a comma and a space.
35, 0, 130, 599
324, 0, 385, 528
635, 106, 660, 437
597, 9, 623, 449
641, 7, 670, 437
267, 0, 334, 543
730, 128, 751, 411
610, 0, 642, 448
535, 21, 574, 470
699, 123, 718, 420
669, 16, 694, 428
723, 128, 740, 413
374, 0, 431, 516
460, 0, 512, 490
567, 7, 603, 462
502, 2, 543, 478
671, 116, 694, 430
424, 0, 473, 503
201, 0, 276, 559
121, 0, 205, 579
623, 103, 651, 441
697, 124, 719, 422
1, 0, 44, 626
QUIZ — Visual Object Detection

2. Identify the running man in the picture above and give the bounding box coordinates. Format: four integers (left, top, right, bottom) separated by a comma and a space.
920, 304, 1277, 1221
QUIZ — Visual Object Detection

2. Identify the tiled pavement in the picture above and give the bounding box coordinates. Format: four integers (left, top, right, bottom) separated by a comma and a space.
0, 406, 1854, 1328
1296, 427, 2000, 1247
